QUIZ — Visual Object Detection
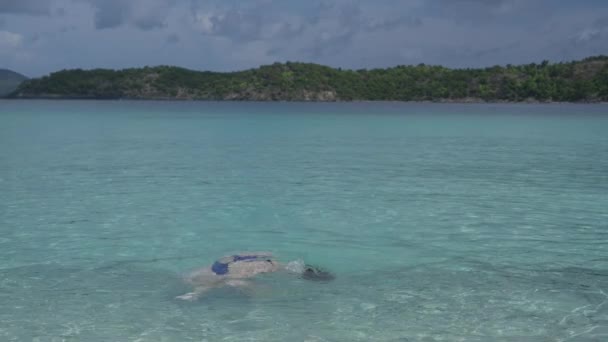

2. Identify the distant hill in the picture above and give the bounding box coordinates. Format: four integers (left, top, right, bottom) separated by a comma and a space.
0, 69, 28, 97
8, 56, 608, 102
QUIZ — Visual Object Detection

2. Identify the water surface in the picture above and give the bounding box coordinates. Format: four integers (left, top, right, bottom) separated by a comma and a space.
1, 101, 607, 341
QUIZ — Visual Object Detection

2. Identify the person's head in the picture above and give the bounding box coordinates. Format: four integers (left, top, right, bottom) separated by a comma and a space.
301, 265, 335, 282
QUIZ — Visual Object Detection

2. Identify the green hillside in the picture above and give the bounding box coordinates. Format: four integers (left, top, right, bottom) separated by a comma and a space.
9, 56, 608, 102
0, 69, 28, 97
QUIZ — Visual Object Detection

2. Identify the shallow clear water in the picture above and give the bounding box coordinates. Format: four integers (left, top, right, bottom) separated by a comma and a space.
1, 100, 607, 341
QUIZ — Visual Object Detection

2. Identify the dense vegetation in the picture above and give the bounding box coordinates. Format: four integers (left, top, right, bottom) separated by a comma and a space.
9, 56, 608, 102
0, 69, 28, 97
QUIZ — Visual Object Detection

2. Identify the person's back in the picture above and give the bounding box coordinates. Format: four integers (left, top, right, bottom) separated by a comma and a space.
176, 252, 334, 301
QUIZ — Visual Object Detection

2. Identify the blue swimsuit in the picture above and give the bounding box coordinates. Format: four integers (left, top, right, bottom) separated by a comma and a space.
211, 254, 270, 275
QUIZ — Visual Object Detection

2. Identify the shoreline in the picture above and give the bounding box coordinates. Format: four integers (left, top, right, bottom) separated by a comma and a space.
2, 97, 607, 105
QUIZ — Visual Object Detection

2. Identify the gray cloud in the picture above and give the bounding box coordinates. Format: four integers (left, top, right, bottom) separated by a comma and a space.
192, 5, 307, 43
367, 16, 423, 31
134, 15, 166, 30
92, 0, 128, 29
166, 33, 179, 44
312, 1, 424, 32
429, 0, 534, 24
433, 0, 518, 9
594, 16, 608, 27
205, 10, 265, 41
309, 33, 355, 58
573, 16, 608, 44
87, 0, 171, 30
302, 2, 424, 59
588, 16, 608, 36
0, 0, 52, 15
577, 28, 602, 42
191, 0, 425, 62
0, 0, 607, 77
473, 43, 519, 59
437, 0, 511, 5
60, 25, 77, 33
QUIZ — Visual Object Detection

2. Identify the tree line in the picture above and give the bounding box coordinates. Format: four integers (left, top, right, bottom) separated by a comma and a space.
10, 56, 608, 102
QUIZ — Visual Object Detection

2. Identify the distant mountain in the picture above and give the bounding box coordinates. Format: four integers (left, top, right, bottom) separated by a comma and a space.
0, 69, 28, 97
8, 56, 608, 102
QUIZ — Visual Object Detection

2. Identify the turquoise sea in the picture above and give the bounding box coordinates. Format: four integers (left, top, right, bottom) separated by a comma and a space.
1, 100, 607, 341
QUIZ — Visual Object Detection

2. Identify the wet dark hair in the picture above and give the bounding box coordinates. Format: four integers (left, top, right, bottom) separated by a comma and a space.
301, 265, 335, 282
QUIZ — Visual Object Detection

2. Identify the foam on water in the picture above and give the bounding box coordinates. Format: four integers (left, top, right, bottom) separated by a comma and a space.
1, 101, 607, 341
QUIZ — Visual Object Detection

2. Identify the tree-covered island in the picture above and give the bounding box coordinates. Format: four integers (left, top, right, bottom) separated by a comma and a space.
8, 56, 608, 102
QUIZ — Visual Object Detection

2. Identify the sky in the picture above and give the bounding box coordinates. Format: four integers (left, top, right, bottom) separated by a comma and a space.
1, 0, 607, 77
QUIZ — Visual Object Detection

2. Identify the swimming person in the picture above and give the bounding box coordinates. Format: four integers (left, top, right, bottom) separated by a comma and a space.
176, 252, 334, 301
